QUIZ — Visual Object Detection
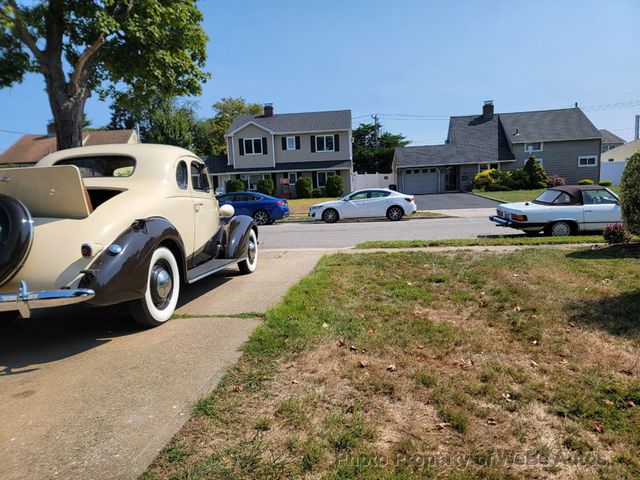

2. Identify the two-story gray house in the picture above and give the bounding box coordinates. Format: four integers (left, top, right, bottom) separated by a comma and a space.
205, 105, 353, 196
393, 101, 603, 194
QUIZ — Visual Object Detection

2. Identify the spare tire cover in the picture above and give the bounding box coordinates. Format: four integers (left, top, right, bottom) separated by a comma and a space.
0, 193, 33, 287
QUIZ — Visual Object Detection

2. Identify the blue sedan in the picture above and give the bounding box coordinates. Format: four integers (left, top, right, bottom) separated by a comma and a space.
216, 191, 290, 225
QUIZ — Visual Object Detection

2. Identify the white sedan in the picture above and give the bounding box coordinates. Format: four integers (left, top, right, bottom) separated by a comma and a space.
308, 188, 417, 223
489, 185, 621, 236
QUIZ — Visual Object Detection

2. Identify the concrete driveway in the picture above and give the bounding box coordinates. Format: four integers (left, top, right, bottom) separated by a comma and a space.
413, 192, 500, 210
0, 249, 324, 480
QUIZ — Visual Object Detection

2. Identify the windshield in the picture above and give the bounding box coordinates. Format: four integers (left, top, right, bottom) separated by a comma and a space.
54, 156, 136, 178
534, 189, 561, 204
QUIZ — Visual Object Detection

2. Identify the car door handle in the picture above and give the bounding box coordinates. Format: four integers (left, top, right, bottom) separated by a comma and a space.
584, 210, 594, 212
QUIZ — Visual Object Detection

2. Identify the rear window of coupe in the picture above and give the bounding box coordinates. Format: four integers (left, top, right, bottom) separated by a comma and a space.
54, 156, 136, 178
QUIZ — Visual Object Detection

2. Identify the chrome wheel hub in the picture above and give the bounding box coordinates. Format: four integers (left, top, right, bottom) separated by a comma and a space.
151, 263, 173, 307
254, 211, 268, 225
248, 239, 257, 264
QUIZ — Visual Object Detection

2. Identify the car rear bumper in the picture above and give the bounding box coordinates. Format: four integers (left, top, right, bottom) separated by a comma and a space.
0, 280, 95, 318
489, 216, 546, 231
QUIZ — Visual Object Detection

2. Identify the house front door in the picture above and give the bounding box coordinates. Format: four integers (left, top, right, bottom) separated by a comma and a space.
445, 166, 459, 191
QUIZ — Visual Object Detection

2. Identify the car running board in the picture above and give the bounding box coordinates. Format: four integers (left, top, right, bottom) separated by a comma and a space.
186, 258, 243, 284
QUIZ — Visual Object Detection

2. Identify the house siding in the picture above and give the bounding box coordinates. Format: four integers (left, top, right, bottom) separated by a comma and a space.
232, 124, 273, 169
504, 139, 601, 184
275, 132, 350, 164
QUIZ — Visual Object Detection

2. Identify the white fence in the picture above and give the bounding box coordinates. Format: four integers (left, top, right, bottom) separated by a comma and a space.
600, 162, 626, 185
350, 172, 396, 191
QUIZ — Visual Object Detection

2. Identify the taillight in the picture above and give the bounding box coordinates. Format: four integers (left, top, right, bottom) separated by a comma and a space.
276, 201, 286, 206
404, 196, 414, 202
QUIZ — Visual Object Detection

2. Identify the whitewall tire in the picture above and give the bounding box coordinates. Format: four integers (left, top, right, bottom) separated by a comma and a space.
129, 246, 180, 327
238, 229, 258, 274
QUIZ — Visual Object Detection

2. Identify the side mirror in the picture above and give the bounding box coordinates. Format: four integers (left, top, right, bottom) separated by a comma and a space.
219, 204, 235, 218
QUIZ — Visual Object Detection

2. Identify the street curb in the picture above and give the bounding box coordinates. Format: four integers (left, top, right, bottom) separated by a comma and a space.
468, 191, 505, 203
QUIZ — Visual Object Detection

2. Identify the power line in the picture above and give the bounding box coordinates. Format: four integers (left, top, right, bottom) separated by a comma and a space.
580, 100, 640, 112
0, 128, 35, 135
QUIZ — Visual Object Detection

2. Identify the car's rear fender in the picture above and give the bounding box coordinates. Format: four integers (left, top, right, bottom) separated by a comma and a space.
79, 217, 185, 307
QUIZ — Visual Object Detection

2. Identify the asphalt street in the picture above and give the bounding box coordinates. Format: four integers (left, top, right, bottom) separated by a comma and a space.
413, 192, 500, 210
260, 215, 509, 249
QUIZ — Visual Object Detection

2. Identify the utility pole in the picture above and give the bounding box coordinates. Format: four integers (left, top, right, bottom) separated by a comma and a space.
371, 113, 380, 146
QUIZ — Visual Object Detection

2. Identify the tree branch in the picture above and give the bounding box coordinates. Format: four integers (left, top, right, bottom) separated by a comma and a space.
6, 0, 44, 64
69, 33, 105, 94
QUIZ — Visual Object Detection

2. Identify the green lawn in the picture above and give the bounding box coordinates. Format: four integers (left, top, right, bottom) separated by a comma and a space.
474, 185, 621, 203
144, 246, 640, 480
286, 197, 338, 215
356, 234, 612, 249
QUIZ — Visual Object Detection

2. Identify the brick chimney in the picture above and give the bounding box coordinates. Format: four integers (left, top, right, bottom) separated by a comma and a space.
47, 121, 57, 137
263, 103, 274, 117
482, 100, 494, 120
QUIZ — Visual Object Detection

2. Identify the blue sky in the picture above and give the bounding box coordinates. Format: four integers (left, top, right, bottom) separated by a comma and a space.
1, 0, 639, 152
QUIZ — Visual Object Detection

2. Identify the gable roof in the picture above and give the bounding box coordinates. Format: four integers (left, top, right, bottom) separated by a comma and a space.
0, 129, 136, 165
499, 108, 601, 144
599, 129, 625, 145
226, 109, 351, 136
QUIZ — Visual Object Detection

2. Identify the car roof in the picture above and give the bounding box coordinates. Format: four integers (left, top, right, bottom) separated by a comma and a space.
550, 185, 608, 196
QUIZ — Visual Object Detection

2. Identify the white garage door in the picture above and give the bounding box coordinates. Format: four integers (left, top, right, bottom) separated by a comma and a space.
403, 168, 439, 194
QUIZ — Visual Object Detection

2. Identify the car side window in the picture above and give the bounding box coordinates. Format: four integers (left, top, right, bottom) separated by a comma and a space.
190, 162, 211, 192
176, 161, 188, 190
369, 191, 390, 198
583, 190, 618, 205
349, 192, 369, 201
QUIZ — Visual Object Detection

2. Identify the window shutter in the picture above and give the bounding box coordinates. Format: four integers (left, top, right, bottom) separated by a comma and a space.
238, 138, 244, 156
262, 137, 268, 155
295, 136, 301, 150
281, 137, 287, 150
312, 171, 318, 188
334, 134, 340, 152
310, 135, 316, 153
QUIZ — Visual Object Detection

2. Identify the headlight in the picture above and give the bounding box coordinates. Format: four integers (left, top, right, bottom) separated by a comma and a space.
512, 214, 528, 221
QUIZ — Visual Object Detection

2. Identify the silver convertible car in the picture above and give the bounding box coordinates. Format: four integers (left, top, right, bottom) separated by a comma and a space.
489, 185, 621, 236
0, 144, 258, 326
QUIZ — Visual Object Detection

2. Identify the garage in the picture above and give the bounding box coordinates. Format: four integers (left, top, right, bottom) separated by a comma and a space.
402, 168, 440, 194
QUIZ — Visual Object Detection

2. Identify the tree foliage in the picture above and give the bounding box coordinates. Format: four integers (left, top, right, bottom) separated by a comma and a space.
225, 179, 245, 193
0, 0, 208, 149
352, 123, 409, 173
256, 178, 275, 196
620, 151, 640, 235
326, 175, 344, 197
296, 177, 313, 199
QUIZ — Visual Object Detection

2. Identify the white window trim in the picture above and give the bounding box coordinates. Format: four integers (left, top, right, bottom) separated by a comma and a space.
536, 158, 543, 166
243, 137, 263, 156
285, 136, 296, 151
316, 135, 335, 152
524, 142, 543, 153
288, 172, 297, 184
241, 173, 269, 191
578, 155, 597, 168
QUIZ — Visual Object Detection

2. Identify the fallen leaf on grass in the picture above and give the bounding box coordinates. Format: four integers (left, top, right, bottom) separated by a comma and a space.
486, 417, 497, 426
386, 364, 397, 372
559, 359, 569, 366
514, 305, 522, 312
502, 393, 513, 403
594, 422, 605, 433
359, 359, 369, 368
233, 385, 244, 392
529, 360, 539, 367
337, 338, 346, 347
436, 422, 451, 430
455, 358, 473, 369
322, 322, 329, 329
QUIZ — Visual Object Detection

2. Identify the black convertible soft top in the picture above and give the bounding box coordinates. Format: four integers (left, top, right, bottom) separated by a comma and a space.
549, 185, 608, 196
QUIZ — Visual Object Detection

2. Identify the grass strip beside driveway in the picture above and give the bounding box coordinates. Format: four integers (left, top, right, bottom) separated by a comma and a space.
144, 246, 640, 479
356, 235, 614, 249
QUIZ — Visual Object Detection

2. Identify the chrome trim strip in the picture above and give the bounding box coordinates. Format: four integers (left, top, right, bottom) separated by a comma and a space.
0, 280, 95, 318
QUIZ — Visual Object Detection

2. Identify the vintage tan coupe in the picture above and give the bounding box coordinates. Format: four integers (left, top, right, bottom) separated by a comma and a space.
0, 144, 258, 326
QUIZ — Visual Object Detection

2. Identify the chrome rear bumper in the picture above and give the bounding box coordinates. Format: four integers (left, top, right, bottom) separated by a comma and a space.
0, 281, 95, 318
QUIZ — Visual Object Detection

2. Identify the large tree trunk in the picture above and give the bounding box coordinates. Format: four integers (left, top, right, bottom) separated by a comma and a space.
46, 85, 88, 151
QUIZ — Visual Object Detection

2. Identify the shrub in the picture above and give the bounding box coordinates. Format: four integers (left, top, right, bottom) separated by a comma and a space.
547, 175, 566, 187
311, 187, 325, 198
620, 151, 640, 235
256, 178, 275, 195
225, 179, 245, 193
523, 155, 548, 188
603, 223, 632, 244
598, 179, 613, 187
326, 175, 344, 197
507, 169, 531, 190
473, 169, 511, 191
578, 179, 594, 185
296, 176, 313, 198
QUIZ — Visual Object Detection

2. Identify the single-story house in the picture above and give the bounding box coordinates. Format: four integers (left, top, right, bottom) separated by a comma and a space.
0, 123, 139, 167
393, 101, 604, 194
599, 129, 626, 153
599, 138, 640, 184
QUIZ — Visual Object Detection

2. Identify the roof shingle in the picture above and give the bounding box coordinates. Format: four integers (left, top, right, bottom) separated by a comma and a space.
599, 129, 625, 145
226, 110, 351, 135
499, 108, 600, 144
